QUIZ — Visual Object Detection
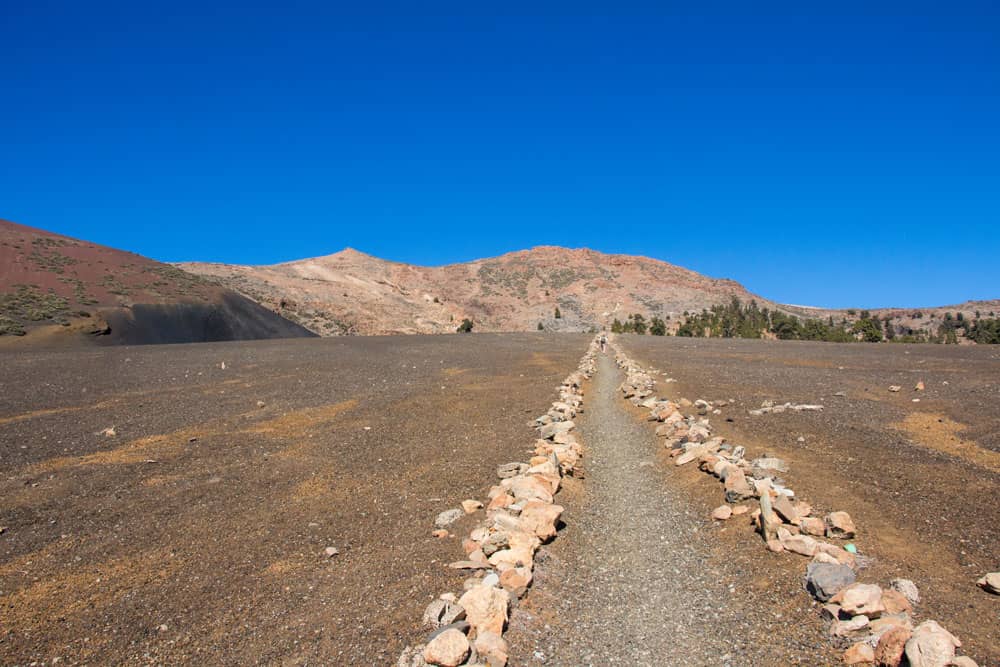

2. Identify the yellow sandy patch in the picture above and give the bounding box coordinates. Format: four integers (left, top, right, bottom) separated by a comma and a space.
0, 547, 183, 627
246, 399, 358, 437
894, 412, 1000, 474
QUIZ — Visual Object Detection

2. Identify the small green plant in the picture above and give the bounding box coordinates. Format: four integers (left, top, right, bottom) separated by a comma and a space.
537, 321, 544, 330
457, 318, 474, 333
554, 307, 562, 319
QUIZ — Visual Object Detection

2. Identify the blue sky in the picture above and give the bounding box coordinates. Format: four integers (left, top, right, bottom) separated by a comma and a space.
2, 2, 998, 308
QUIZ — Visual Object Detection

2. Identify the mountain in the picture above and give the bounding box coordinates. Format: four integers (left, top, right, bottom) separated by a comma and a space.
0, 219, 316, 345
176, 246, 787, 335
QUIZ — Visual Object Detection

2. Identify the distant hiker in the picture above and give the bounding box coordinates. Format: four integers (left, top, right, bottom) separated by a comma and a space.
600, 334, 607, 353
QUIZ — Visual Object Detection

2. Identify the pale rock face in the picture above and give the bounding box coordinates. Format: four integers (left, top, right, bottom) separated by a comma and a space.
506, 476, 553, 504
724, 469, 754, 502
474, 631, 509, 666
831, 615, 870, 636
976, 572, 1000, 594
904, 621, 962, 667
435, 509, 464, 528
832, 583, 886, 618
457, 584, 511, 636
517, 500, 564, 541
461, 499, 483, 514
843, 642, 875, 664
711, 505, 733, 521
499, 567, 532, 597
422, 628, 470, 667
778, 527, 819, 557
889, 578, 920, 606
825, 511, 857, 539
799, 516, 827, 536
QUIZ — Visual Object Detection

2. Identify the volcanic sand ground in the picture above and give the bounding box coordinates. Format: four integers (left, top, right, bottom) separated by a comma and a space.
2, 334, 998, 666
613, 335, 1000, 665
0, 334, 588, 664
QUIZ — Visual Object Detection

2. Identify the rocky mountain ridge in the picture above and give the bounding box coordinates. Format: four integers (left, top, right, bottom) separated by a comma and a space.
177, 245, 784, 336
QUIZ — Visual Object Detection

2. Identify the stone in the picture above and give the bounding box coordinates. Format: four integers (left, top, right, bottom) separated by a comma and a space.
539, 420, 574, 440
831, 615, 870, 636
518, 501, 563, 541
448, 560, 491, 570
948, 658, 978, 667
881, 589, 912, 616
751, 456, 789, 472
814, 542, 857, 568
806, 562, 857, 602
844, 642, 875, 664
889, 578, 920, 606
800, 517, 827, 536
432, 529, 449, 538
724, 469, 755, 502
889, 386, 901, 392
435, 509, 464, 528
397, 645, 428, 667
507, 476, 553, 504
499, 567, 532, 597
765, 539, 784, 553
904, 621, 961, 667
497, 462, 527, 479
874, 626, 911, 667
820, 603, 842, 621
732, 505, 749, 516
423, 600, 466, 628
324, 546, 339, 557
711, 505, 733, 521
869, 614, 913, 636
976, 572, 1000, 594
779, 529, 819, 557
422, 628, 470, 667
832, 584, 885, 618
474, 631, 509, 667
826, 511, 857, 539
915, 381, 925, 391
458, 584, 511, 635
487, 493, 513, 511
461, 499, 483, 514
772, 495, 801, 524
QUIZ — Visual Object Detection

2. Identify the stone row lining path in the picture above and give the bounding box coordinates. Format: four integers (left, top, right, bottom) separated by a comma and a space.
506, 350, 834, 666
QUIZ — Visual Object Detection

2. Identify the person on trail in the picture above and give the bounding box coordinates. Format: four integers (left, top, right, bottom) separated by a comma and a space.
599, 334, 607, 353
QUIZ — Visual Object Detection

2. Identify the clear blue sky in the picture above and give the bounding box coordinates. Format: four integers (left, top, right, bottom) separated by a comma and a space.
3, 2, 998, 308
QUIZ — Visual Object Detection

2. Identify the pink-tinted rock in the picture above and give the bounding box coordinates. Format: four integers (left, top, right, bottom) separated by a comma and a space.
874, 625, 911, 667
826, 511, 857, 539
712, 505, 733, 521
832, 584, 886, 618
474, 631, 509, 667
844, 641, 875, 664
499, 566, 532, 597
423, 628, 470, 667
881, 589, 912, 616
457, 584, 510, 635
800, 516, 827, 536
904, 621, 961, 667
518, 500, 564, 541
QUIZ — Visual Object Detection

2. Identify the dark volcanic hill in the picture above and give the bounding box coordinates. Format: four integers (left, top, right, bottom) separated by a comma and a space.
177, 246, 787, 335
0, 219, 315, 345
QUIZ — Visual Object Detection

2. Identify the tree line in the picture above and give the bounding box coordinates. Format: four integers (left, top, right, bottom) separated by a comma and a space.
609, 298, 1000, 344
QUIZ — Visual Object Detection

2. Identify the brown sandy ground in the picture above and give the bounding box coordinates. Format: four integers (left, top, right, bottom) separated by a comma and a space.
0, 333, 589, 665
618, 335, 1000, 665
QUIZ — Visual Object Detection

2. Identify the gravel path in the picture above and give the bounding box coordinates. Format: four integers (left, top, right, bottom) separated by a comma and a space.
508, 352, 743, 666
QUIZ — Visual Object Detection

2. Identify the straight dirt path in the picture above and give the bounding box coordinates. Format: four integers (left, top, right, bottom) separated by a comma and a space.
507, 351, 835, 666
